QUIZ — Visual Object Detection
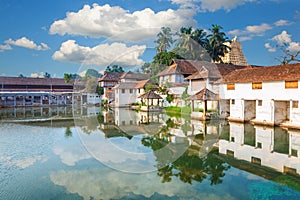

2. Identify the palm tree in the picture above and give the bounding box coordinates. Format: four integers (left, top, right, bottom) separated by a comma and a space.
176, 27, 210, 60
155, 27, 174, 53
177, 27, 193, 50
207, 24, 230, 63
192, 28, 209, 49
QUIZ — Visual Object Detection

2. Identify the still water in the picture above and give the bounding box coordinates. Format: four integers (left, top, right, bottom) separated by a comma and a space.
0, 106, 300, 200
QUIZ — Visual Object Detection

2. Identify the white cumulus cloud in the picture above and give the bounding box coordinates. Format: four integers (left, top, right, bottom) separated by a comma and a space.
171, 0, 257, 12
274, 19, 292, 27
5, 37, 50, 50
0, 44, 12, 52
245, 23, 272, 34
228, 23, 273, 41
265, 31, 300, 53
264, 43, 276, 52
52, 40, 146, 67
287, 42, 300, 52
271, 30, 292, 45
49, 3, 197, 42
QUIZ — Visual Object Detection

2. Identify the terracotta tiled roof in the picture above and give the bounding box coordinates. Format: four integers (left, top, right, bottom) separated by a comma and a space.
0, 77, 74, 86
120, 71, 150, 80
157, 59, 200, 77
187, 88, 218, 101
185, 63, 247, 80
135, 79, 154, 89
138, 90, 162, 99
98, 72, 123, 82
167, 82, 189, 88
114, 82, 138, 89
158, 59, 247, 78
0, 77, 74, 92
222, 63, 300, 83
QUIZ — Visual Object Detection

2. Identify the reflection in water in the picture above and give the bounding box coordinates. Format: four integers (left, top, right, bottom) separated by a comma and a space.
1, 107, 300, 199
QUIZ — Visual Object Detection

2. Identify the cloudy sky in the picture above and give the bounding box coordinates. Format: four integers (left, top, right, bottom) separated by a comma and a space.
0, 0, 299, 77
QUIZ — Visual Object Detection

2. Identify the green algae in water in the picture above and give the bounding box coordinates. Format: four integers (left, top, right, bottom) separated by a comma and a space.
249, 181, 300, 200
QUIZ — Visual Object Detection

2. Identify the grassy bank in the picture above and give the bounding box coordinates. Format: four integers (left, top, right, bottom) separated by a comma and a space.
164, 106, 191, 117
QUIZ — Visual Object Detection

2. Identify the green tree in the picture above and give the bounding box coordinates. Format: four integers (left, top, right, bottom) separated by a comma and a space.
166, 93, 175, 103
141, 62, 151, 74
85, 77, 98, 93
85, 69, 100, 78
177, 27, 193, 50
155, 27, 174, 53
64, 73, 72, 83
175, 27, 210, 60
44, 72, 51, 78
105, 65, 124, 72
207, 24, 230, 63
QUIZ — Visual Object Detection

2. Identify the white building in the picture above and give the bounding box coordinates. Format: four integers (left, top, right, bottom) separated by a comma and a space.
219, 122, 300, 176
219, 63, 300, 128
114, 80, 153, 107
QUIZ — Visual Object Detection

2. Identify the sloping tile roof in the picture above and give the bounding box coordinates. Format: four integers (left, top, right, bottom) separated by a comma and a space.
114, 82, 138, 89
138, 90, 162, 99
114, 79, 156, 89
157, 59, 200, 76
222, 63, 300, 83
0, 77, 74, 86
185, 63, 247, 80
135, 79, 151, 89
98, 72, 124, 82
158, 59, 247, 78
120, 71, 150, 80
167, 82, 189, 88
187, 88, 218, 101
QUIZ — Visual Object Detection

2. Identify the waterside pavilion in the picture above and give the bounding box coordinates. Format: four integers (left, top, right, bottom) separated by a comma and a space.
0, 77, 98, 107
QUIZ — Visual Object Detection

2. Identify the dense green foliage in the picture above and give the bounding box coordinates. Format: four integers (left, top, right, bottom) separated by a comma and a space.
141, 25, 231, 83
105, 65, 124, 72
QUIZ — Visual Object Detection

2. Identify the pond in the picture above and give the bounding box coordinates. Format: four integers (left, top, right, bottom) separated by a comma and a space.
0, 106, 300, 200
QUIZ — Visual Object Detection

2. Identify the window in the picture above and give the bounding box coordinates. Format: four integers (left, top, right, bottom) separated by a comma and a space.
231, 99, 235, 105
227, 83, 235, 90
226, 150, 234, 157
230, 137, 235, 142
251, 157, 261, 165
122, 89, 125, 94
138, 89, 141, 93
252, 82, 262, 89
285, 80, 298, 89
129, 89, 133, 94
258, 100, 262, 106
256, 142, 262, 149
292, 149, 298, 157
292, 101, 299, 108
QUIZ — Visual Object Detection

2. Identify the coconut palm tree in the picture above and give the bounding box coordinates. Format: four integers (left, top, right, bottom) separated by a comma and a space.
155, 27, 174, 53
176, 27, 210, 60
207, 24, 230, 63
177, 27, 193, 50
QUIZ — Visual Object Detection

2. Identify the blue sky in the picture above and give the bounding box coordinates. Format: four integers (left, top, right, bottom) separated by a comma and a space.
0, 0, 299, 77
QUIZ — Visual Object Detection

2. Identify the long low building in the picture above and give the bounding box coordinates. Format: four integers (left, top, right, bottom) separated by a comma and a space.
219, 63, 300, 128
0, 77, 101, 107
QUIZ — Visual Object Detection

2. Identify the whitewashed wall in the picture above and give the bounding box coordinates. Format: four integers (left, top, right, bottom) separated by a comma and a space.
220, 80, 300, 100
219, 123, 300, 174
115, 88, 137, 107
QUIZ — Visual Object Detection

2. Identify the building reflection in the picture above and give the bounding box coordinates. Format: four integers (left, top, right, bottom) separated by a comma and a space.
219, 122, 300, 176
0, 105, 101, 122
